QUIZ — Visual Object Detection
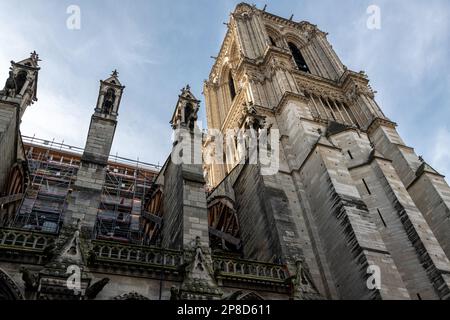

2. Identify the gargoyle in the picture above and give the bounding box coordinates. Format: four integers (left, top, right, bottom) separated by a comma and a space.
2, 71, 17, 97
43, 243, 56, 261
19, 267, 39, 292
170, 286, 181, 301
85, 278, 110, 300
286, 259, 321, 300
86, 250, 97, 266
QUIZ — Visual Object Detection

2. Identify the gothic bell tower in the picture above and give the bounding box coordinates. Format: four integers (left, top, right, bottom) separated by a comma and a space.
0, 52, 40, 195
202, 3, 450, 300
65, 71, 125, 233
162, 85, 207, 249
0, 51, 41, 116
82, 70, 124, 165
170, 85, 201, 147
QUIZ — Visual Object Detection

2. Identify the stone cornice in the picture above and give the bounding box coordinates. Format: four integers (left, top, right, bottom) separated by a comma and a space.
366, 117, 398, 136
326, 123, 360, 138
0, 97, 21, 106
274, 91, 309, 115
407, 163, 446, 190
293, 72, 346, 101
258, 7, 325, 38
296, 136, 341, 174
348, 150, 393, 171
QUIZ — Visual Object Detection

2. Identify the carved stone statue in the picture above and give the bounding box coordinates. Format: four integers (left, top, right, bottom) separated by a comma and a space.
87, 250, 97, 266
43, 242, 56, 261
2, 71, 17, 97
19, 267, 38, 292
184, 103, 197, 130
102, 89, 115, 114
287, 259, 322, 300
170, 286, 181, 300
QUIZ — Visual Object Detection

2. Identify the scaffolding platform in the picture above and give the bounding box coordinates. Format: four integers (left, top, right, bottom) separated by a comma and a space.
12, 136, 160, 242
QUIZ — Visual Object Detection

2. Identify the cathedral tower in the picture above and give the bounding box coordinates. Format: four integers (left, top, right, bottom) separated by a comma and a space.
0, 52, 40, 202
161, 85, 209, 250
65, 71, 125, 233
203, 3, 450, 300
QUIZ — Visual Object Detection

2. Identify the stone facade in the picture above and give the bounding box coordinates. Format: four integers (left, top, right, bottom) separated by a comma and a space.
202, 3, 450, 300
0, 3, 449, 300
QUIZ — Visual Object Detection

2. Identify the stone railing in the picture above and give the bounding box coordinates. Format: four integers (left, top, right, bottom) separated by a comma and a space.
0, 228, 55, 251
90, 241, 289, 283
90, 240, 183, 270
212, 256, 289, 283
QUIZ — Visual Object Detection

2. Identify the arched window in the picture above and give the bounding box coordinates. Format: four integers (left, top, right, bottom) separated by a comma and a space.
228, 70, 236, 101
269, 36, 277, 47
288, 42, 310, 73
102, 88, 116, 114
15, 71, 28, 94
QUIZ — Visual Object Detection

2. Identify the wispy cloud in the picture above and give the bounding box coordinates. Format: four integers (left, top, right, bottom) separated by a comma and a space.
0, 0, 449, 181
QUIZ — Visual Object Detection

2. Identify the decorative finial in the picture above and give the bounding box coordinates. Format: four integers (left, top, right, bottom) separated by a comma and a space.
111, 69, 119, 77
262, 4, 267, 11
186, 84, 191, 91
289, 14, 294, 21
30, 51, 41, 62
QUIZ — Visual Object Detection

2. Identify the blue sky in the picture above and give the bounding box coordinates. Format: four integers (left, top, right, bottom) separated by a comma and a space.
0, 0, 449, 178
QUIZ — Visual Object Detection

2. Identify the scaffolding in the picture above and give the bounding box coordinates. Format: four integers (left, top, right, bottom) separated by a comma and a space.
95, 159, 156, 244
13, 136, 160, 242
13, 138, 79, 234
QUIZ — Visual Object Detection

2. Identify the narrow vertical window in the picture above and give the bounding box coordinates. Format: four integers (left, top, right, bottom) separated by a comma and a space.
288, 42, 310, 73
377, 209, 387, 227
362, 178, 372, 195
228, 70, 236, 101
269, 36, 277, 47
15, 70, 28, 94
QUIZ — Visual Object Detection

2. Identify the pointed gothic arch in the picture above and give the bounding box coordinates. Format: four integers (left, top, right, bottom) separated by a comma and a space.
0, 268, 24, 300
218, 63, 238, 115
224, 291, 264, 301
288, 42, 310, 73
15, 70, 28, 95
240, 292, 264, 300
228, 70, 236, 101
1, 162, 26, 227
142, 187, 164, 245
208, 196, 241, 253
102, 88, 116, 114
265, 25, 282, 47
